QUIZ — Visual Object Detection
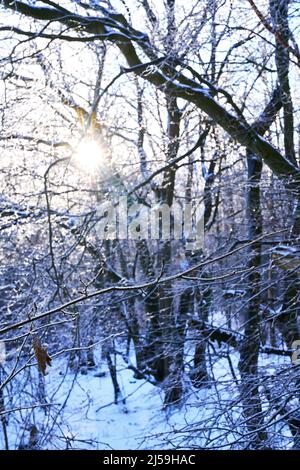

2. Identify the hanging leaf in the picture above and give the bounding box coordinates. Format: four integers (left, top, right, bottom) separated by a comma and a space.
33, 336, 52, 375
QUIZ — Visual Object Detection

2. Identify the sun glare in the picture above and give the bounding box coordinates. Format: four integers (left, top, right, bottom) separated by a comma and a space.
74, 139, 104, 173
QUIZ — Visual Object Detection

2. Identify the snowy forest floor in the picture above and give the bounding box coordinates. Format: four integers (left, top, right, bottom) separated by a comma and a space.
1, 344, 294, 450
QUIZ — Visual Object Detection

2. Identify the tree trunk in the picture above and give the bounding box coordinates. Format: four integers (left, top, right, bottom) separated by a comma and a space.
190, 285, 211, 388
238, 84, 283, 447
238, 148, 267, 448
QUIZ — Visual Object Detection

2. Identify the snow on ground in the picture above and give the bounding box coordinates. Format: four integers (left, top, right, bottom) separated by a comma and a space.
1, 351, 205, 450
50, 363, 166, 450
0, 344, 294, 450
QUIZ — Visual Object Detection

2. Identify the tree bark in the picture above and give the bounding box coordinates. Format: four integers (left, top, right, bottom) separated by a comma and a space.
238, 86, 282, 448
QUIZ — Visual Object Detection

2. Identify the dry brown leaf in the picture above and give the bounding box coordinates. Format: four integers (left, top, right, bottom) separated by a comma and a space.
33, 336, 52, 375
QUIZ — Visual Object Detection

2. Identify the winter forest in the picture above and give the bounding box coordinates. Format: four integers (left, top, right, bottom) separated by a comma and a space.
0, 0, 300, 452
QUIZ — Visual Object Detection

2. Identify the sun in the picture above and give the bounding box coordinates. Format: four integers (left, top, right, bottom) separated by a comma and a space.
74, 139, 104, 173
